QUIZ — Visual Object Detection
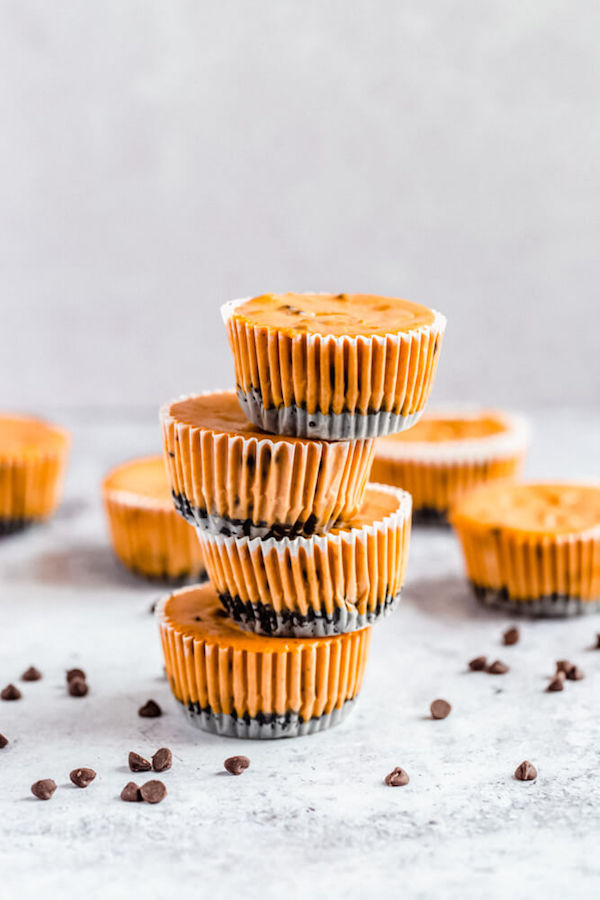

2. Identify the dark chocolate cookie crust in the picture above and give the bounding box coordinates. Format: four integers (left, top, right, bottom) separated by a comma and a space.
180, 698, 356, 739
172, 492, 323, 540
218, 591, 401, 637
471, 582, 600, 618
0, 517, 32, 536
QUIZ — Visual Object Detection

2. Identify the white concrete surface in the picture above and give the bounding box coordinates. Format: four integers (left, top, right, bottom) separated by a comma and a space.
0, 408, 599, 899
2, 1, 600, 410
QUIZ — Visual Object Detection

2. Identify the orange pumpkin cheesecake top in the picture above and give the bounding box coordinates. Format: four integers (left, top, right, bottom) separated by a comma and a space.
103, 455, 174, 510
165, 391, 319, 446
329, 483, 407, 533
452, 482, 600, 537
228, 292, 436, 338
159, 583, 364, 653
0, 414, 70, 459
375, 409, 529, 461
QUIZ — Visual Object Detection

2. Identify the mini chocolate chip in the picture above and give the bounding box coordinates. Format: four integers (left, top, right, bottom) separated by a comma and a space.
66, 668, 86, 683
430, 699, 451, 720
547, 676, 564, 692
22, 666, 42, 682
595, 634, 600, 649
566, 665, 584, 681
556, 660, 573, 674
1, 684, 21, 701
140, 780, 167, 804
486, 660, 509, 675
68, 677, 88, 697
514, 761, 537, 781
70, 767, 97, 788
138, 699, 162, 718
224, 755, 250, 776
121, 781, 142, 802
384, 767, 409, 787
149, 599, 158, 615
152, 748, 172, 772
31, 779, 57, 800
129, 751, 151, 773
468, 656, 487, 671
0, 734, 8, 748
503, 627, 519, 646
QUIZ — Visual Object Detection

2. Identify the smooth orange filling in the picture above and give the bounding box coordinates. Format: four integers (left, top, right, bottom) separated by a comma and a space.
0, 414, 69, 457
162, 583, 354, 652
331, 485, 401, 532
378, 412, 507, 445
103, 455, 173, 507
452, 482, 600, 535
232, 293, 435, 337
169, 391, 318, 445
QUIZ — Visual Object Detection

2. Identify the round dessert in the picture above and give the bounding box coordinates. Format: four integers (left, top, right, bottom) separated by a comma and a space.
198, 483, 412, 637
103, 455, 206, 582
157, 582, 372, 738
160, 390, 375, 539
451, 481, 600, 616
371, 408, 529, 524
0, 414, 70, 534
222, 292, 446, 439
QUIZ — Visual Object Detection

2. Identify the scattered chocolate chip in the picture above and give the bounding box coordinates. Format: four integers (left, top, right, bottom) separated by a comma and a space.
566, 665, 584, 681
1, 684, 22, 701
514, 761, 537, 781
138, 699, 162, 718
129, 751, 151, 773
384, 767, 410, 787
149, 599, 158, 615
152, 748, 172, 772
31, 779, 57, 800
22, 666, 42, 682
547, 676, 564, 692
70, 767, 97, 788
121, 781, 142, 802
224, 755, 250, 776
68, 677, 88, 697
503, 627, 520, 646
486, 660, 509, 675
430, 699, 452, 720
468, 656, 487, 671
0, 734, 8, 748
139, 780, 167, 804
595, 634, 600, 649
556, 660, 572, 674
66, 668, 86, 683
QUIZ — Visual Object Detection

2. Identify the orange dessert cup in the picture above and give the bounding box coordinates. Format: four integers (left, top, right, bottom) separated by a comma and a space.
452, 481, 600, 616
160, 390, 374, 539
198, 483, 412, 637
222, 293, 446, 439
103, 455, 206, 582
0, 414, 70, 534
371, 408, 529, 524
157, 582, 372, 738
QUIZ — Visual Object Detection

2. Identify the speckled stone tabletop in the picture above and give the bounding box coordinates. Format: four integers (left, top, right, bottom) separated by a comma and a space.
1, 409, 598, 900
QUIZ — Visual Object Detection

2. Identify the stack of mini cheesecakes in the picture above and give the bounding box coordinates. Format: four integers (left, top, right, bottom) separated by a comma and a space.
156, 292, 446, 738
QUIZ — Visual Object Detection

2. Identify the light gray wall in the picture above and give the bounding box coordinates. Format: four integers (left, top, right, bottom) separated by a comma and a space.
2, 1, 599, 412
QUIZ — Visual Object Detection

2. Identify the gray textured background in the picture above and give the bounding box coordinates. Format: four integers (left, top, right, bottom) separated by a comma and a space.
2, 1, 599, 411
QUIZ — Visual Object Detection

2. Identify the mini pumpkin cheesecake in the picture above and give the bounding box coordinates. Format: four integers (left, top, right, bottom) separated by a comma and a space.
452, 481, 600, 616
371, 408, 529, 524
0, 414, 70, 534
222, 293, 446, 439
103, 455, 206, 582
160, 390, 375, 539
198, 483, 412, 637
157, 582, 372, 738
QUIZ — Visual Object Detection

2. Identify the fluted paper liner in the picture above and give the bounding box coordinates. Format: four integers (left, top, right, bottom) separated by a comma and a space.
197, 482, 412, 636
104, 494, 206, 582
0, 422, 70, 533
371, 411, 529, 520
222, 296, 446, 439
157, 583, 372, 738
161, 393, 375, 539
453, 516, 600, 617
